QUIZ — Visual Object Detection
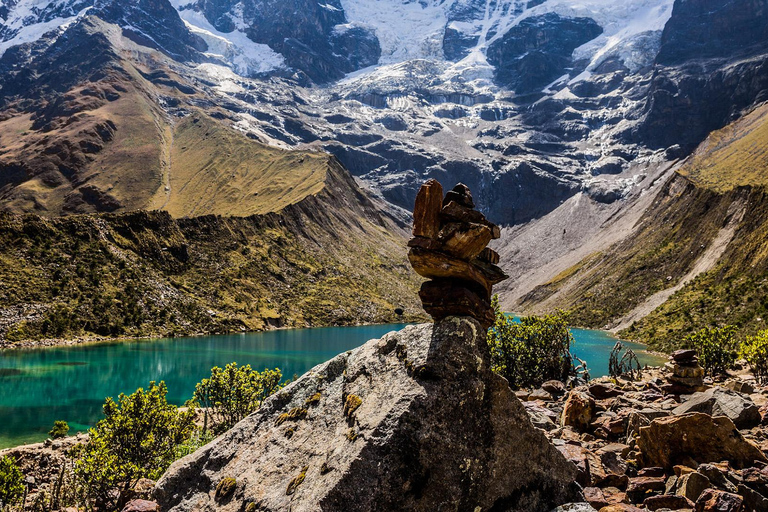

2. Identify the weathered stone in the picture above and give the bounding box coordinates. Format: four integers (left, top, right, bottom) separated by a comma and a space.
725, 380, 755, 395
551, 504, 598, 512
408, 247, 507, 293
675, 472, 712, 502
478, 247, 500, 264
556, 442, 592, 488
694, 489, 743, 512
626, 475, 666, 495
672, 349, 697, 362
584, 487, 609, 509
530, 388, 554, 401
542, 379, 567, 397
672, 388, 761, 429
643, 494, 695, 511
442, 183, 474, 208
638, 413, 767, 470
589, 383, 623, 399
598, 505, 644, 512
121, 500, 159, 512
412, 179, 443, 239
696, 464, 738, 493
418, 280, 494, 328
524, 401, 558, 431
561, 390, 596, 432
738, 482, 768, 511
436, 222, 493, 260
670, 363, 705, 379
155, 319, 580, 512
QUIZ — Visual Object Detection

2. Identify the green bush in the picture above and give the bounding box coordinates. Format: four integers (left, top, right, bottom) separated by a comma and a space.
49, 420, 69, 439
193, 363, 282, 434
487, 296, 578, 389
741, 329, 768, 383
684, 325, 738, 376
0, 456, 24, 506
75, 381, 195, 510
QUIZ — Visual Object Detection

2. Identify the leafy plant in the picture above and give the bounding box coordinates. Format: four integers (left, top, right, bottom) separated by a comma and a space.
741, 329, 768, 383
0, 456, 24, 507
193, 363, 282, 434
49, 420, 69, 440
684, 325, 738, 376
74, 381, 195, 510
487, 296, 580, 389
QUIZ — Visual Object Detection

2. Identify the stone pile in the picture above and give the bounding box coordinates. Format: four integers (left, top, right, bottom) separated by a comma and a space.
664, 349, 706, 394
407, 179, 508, 328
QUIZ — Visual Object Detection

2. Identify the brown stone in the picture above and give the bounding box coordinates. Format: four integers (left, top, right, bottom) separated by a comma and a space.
436, 222, 493, 260
598, 505, 644, 512
440, 200, 487, 225
478, 247, 500, 264
638, 413, 767, 470
694, 489, 743, 512
408, 247, 507, 294
561, 390, 596, 432
407, 236, 441, 251
675, 472, 711, 502
627, 475, 666, 494
442, 183, 474, 208
584, 487, 610, 509
418, 281, 494, 327
589, 383, 623, 399
672, 349, 697, 362
121, 500, 159, 512
643, 494, 695, 511
412, 179, 443, 239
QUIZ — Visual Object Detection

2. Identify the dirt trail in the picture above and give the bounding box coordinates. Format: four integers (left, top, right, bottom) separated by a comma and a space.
609, 194, 748, 332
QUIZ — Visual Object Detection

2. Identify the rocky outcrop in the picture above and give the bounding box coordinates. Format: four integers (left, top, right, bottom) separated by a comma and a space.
155, 318, 580, 511
673, 388, 762, 429
407, 180, 508, 328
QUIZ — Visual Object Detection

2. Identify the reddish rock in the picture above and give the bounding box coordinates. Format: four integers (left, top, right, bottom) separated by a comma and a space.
676, 472, 711, 502
584, 486, 610, 509
561, 390, 596, 432
121, 500, 159, 512
627, 475, 666, 494
436, 222, 493, 260
638, 413, 767, 470
598, 505, 644, 512
694, 489, 743, 512
672, 349, 698, 362
442, 183, 474, 208
644, 494, 695, 511
542, 379, 567, 397
412, 179, 443, 239
556, 442, 592, 487
589, 383, 624, 399
418, 280, 494, 328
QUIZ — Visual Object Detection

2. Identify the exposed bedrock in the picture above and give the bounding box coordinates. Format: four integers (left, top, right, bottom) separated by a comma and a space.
155, 318, 580, 512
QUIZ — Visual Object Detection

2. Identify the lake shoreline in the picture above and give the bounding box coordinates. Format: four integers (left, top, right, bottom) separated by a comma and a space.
0, 316, 426, 352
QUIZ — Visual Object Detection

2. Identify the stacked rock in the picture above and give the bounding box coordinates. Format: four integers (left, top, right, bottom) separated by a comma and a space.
407, 180, 508, 328
664, 349, 706, 394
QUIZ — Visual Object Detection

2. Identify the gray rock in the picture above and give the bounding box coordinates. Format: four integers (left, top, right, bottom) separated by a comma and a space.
673, 387, 761, 429
155, 318, 580, 512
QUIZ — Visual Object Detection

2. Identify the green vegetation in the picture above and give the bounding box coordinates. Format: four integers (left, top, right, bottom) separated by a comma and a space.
0, 206, 421, 345
683, 326, 738, 376
741, 329, 768, 383
74, 382, 195, 510
48, 420, 69, 440
193, 363, 282, 434
487, 296, 580, 389
0, 456, 24, 507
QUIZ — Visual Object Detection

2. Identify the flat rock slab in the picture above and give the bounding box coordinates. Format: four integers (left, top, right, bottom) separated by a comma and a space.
155, 318, 579, 512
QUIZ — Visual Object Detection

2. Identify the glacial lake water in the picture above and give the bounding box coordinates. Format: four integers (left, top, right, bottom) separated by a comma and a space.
0, 323, 664, 449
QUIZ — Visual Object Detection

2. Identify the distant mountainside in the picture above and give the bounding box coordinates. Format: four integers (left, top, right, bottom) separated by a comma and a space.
0, 159, 422, 345
1, 0, 768, 342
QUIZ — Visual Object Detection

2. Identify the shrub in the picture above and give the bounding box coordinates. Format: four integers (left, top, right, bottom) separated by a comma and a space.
741, 329, 768, 383
608, 341, 641, 380
75, 381, 195, 510
487, 296, 579, 389
49, 420, 70, 439
193, 363, 282, 434
684, 325, 738, 376
0, 456, 24, 506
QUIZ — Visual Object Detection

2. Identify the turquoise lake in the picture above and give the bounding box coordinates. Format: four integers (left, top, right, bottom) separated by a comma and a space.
0, 323, 664, 449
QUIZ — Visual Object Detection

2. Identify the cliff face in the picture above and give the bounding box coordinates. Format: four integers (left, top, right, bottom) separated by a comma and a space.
155, 317, 579, 512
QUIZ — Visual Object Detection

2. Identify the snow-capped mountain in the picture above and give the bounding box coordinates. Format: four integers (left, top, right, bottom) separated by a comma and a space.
0, 0, 767, 223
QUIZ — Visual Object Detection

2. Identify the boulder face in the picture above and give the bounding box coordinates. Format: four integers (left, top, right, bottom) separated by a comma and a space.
154, 317, 580, 511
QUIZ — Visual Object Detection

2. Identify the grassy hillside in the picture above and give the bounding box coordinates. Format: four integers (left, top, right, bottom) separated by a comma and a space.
519, 103, 768, 351
0, 164, 424, 346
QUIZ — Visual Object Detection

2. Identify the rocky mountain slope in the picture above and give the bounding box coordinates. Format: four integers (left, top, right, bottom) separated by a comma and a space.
515, 102, 768, 350
0, 159, 423, 345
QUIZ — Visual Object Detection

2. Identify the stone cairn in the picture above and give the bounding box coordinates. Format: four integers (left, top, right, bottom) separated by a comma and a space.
664, 348, 706, 394
407, 179, 508, 328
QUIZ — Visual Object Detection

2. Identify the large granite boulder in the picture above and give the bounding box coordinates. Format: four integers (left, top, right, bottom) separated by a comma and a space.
155, 318, 580, 511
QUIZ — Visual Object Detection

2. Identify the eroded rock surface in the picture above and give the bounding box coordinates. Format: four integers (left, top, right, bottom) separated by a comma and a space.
155, 318, 579, 511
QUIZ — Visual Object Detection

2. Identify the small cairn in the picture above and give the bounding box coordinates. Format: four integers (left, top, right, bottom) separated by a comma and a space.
663, 349, 706, 394
407, 180, 508, 328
